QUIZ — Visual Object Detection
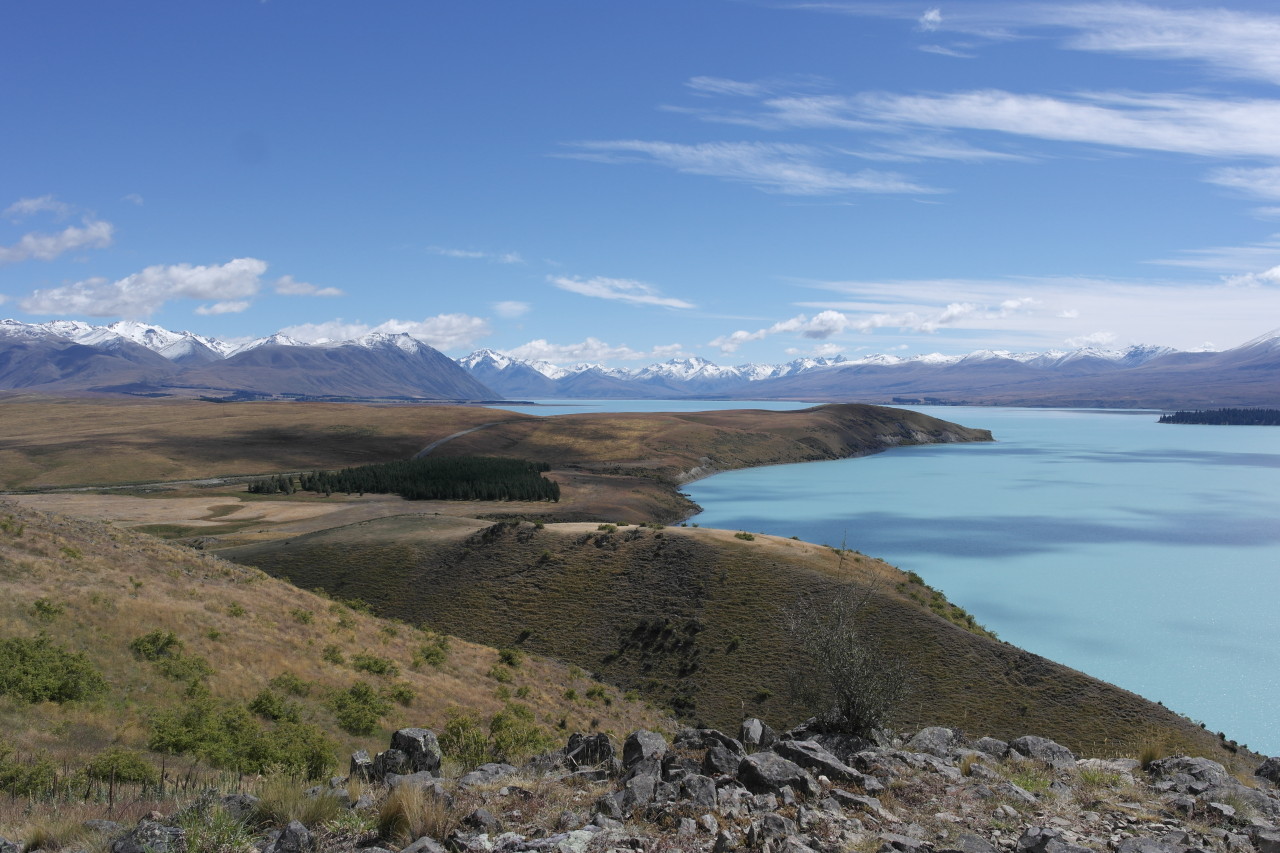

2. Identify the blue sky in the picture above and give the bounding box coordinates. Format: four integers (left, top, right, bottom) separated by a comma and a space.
3, 0, 1280, 364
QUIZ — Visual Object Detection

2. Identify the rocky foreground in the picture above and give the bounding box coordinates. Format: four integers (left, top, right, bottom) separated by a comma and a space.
39, 721, 1280, 853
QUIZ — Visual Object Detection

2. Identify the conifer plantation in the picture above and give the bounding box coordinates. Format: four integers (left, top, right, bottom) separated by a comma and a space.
248, 456, 560, 502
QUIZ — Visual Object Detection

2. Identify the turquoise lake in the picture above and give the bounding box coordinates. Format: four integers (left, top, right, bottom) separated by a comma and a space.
493, 401, 1280, 755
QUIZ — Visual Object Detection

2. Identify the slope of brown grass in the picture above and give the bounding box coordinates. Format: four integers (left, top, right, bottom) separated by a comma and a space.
0, 501, 668, 774
221, 519, 1255, 773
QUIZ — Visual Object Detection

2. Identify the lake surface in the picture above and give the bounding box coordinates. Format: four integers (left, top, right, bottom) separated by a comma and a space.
492, 401, 1280, 755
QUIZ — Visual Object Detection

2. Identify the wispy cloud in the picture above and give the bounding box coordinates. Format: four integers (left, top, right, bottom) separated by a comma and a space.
492, 300, 531, 318
550, 274, 696, 309
563, 140, 941, 195
803, 2, 1280, 85
1208, 166, 1280, 202
4, 195, 72, 220
0, 218, 114, 264
21, 257, 267, 318
274, 275, 344, 297
709, 299, 1037, 353
1150, 234, 1280, 272
279, 314, 492, 350
426, 245, 524, 264
507, 337, 686, 364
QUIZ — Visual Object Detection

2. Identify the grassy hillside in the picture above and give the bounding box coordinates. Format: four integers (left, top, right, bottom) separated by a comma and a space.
0, 501, 667, 784
219, 518, 1251, 771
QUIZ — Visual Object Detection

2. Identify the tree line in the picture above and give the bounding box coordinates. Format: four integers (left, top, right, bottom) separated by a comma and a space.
1158, 408, 1280, 425
247, 456, 560, 502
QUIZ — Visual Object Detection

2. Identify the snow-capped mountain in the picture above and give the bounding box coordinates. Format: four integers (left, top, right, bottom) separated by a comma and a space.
1, 318, 1276, 407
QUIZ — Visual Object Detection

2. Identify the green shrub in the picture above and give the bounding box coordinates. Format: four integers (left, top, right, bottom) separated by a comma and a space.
352, 653, 399, 677
415, 632, 450, 668
0, 634, 107, 703
497, 648, 523, 668
439, 710, 489, 769
248, 688, 301, 723
227, 603, 246, 617
30, 598, 64, 623
387, 682, 416, 706
488, 665, 512, 683
269, 672, 312, 697
734, 531, 755, 541
129, 630, 183, 661
488, 703, 555, 763
328, 681, 390, 735
290, 608, 314, 625
85, 747, 159, 785
155, 654, 214, 683
0, 741, 56, 796
322, 644, 345, 665
149, 696, 334, 778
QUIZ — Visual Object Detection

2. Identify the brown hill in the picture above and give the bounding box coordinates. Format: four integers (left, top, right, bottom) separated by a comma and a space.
220, 518, 1248, 771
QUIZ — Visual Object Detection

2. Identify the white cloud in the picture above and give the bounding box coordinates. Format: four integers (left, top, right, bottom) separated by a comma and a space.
21, 257, 267, 318
0, 218, 114, 264
808, 90, 1280, 160
786, 342, 847, 357
279, 314, 492, 350
710, 299, 1037, 353
1208, 166, 1280, 201
812, 3, 1280, 85
918, 44, 976, 59
506, 337, 683, 364
1065, 330, 1117, 348
195, 300, 251, 315
687, 77, 773, 98
122, 193, 144, 206
274, 275, 344, 297
493, 300, 530, 318
550, 275, 696, 309
564, 140, 941, 196
427, 246, 524, 264
800, 272, 1280, 352
1151, 234, 1280, 272
1222, 265, 1280, 288
4, 195, 72, 220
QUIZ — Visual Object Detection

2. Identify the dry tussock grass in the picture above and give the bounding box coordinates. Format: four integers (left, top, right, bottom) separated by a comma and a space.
0, 500, 669, 780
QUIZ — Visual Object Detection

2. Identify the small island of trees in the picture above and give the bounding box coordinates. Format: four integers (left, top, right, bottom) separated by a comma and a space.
1158, 408, 1280, 426
248, 456, 560, 501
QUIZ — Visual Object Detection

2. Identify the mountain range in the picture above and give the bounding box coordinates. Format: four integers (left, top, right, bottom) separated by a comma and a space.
2, 318, 1278, 407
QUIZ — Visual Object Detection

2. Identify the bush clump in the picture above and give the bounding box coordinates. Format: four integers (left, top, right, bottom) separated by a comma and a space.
328, 681, 391, 736
149, 696, 335, 779
352, 653, 399, 677
0, 634, 107, 703
85, 747, 159, 785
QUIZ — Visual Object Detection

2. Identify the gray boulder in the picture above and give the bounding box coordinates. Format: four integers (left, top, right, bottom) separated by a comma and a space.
906, 726, 962, 758
1254, 829, 1280, 853
1257, 757, 1280, 787
972, 737, 1009, 758
391, 728, 443, 774
738, 752, 819, 797
704, 744, 741, 776
1016, 827, 1090, 853
349, 749, 375, 781
458, 762, 517, 788
374, 748, 412, 778
112, 822, 186, 853
0, 839, 17, 853
566, 733, 614, 767
773, 739, 872, 788
740, 718, 778, 750
747, 814, 797, 845
623, 730, 668, 769
940, 833, 999, 853
1009, 736, 1076, 770
682, 773, 719, 810
401, 829, 453, 850
265, 821, 313, 853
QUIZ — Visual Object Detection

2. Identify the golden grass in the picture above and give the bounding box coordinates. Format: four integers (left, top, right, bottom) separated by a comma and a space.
222, 518, 1259, 774
0, 501, 669, 802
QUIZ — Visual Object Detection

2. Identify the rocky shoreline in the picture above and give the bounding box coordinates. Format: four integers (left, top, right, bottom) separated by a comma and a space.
42, 720, 1280, 853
